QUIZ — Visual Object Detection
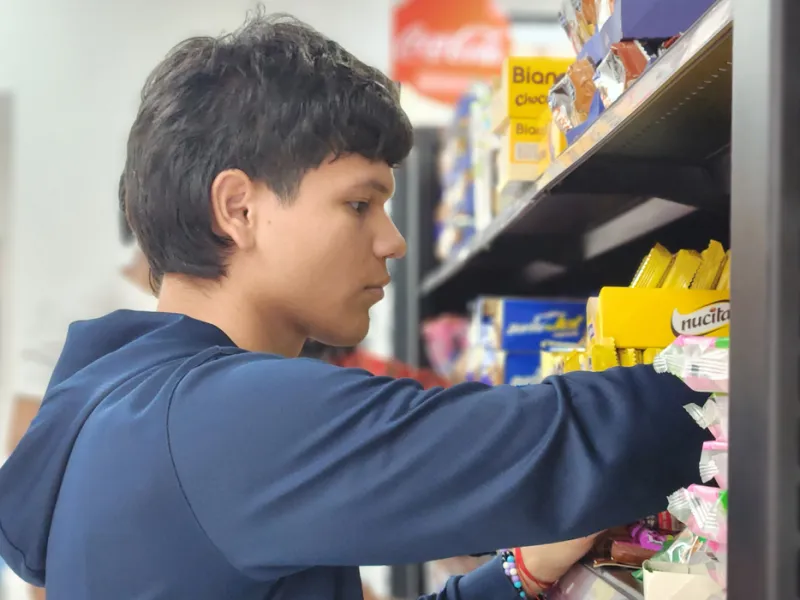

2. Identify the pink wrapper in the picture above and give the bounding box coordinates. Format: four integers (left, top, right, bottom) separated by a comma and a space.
667, 485, 728, 544
654, 336, 729, 393
685, 394, 729, 441
699, 441, 729, 488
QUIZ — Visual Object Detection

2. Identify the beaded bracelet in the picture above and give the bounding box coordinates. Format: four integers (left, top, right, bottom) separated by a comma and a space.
498, 549, 546, 599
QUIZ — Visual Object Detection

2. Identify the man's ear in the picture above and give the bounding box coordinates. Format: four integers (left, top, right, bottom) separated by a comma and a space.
209, 169, 261, 251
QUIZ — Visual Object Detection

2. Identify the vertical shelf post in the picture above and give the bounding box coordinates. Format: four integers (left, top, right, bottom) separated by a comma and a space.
729, 0, 800, 597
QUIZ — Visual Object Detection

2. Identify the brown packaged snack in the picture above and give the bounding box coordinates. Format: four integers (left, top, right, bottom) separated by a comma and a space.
610, 540, 659, 567
569, 58, 597, 121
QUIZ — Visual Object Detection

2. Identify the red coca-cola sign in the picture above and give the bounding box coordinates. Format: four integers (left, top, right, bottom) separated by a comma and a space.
391, 0, 511, 105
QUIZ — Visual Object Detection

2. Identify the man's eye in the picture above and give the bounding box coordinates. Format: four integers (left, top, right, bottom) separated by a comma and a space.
349, 201, 369, 214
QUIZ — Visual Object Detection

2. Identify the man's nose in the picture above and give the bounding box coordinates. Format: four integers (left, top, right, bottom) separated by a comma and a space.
375, 213, 407, 260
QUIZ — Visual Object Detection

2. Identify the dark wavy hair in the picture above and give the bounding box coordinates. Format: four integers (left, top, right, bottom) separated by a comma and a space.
121, 11, 413, 289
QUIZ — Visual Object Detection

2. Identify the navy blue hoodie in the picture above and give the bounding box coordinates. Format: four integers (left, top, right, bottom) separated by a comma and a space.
0, 310, 708, 599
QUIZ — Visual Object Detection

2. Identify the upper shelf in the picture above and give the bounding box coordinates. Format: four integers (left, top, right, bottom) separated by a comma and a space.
420, 0, 733, 304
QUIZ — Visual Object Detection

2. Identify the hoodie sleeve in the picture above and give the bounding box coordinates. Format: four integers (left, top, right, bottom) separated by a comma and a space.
167, 354, 708, 580
418, 557, 522, 600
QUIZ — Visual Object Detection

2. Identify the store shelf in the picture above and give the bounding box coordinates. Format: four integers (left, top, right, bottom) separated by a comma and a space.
548, 563, 643, 600
421, 0, 732, 304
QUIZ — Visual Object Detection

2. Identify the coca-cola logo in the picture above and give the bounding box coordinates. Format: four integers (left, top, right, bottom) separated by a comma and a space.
394, 22, 506, 67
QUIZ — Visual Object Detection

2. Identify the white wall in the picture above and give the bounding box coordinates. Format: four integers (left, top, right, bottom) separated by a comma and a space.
0, 0, 397, 379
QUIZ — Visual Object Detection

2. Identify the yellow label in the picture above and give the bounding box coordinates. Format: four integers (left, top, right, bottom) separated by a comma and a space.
503, 56, 573, 121
597, 287, 730, 348
508, 117, 549, 166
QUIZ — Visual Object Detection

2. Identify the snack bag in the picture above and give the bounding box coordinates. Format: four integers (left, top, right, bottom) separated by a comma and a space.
654, 336, 729, 393
642, 348, 662, 365
630, 243, 673, 288
699, 440, 729, 488
716, 251, 731, 290
668, 486, 728, 544
595, 40, 659, 108
685, 394, 729, 441
661, 249, 703, 289
588, 338, 618, 371
617, 348, 642, 367
692, 240, 727, 290
548, 59, 597, 132
559, 0, 595, 54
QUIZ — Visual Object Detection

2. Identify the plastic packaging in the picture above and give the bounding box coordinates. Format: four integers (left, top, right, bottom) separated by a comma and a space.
691, 240, 727, 290
595, 41, 656, 108
685, 394, 729, 441
715, 250, 731, 290
630, 243, 673, 288
595, 0, 615, 29
668, 486, 728, 544
559, 0, 596, 54
642, 348, 662, 365
629, 523, 671, 551
699, 440, 729, 488
661, 249, 703, 289
548, 59, 597, 133
651, 527, 710, 566
617, 348, 642, 367
589, 338, 619, 371
653, 336, 729, 393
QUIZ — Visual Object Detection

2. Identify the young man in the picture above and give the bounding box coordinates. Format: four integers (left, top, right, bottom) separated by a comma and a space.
0, 13, 709, 600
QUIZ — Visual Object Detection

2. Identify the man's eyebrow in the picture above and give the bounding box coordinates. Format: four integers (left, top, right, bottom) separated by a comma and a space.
348, 178, 392, 195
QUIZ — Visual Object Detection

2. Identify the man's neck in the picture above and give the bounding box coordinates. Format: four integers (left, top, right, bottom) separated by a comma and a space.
156, 274, 305, 357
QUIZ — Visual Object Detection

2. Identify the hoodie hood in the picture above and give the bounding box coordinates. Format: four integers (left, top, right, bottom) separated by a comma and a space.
0, 310, 234, 585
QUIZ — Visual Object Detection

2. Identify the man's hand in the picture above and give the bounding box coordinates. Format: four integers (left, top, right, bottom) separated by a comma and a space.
517, 533, 601, 594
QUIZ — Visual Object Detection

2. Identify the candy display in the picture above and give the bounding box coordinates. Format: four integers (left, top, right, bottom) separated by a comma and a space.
653, 336, 729, 394
649, 335, 729, 597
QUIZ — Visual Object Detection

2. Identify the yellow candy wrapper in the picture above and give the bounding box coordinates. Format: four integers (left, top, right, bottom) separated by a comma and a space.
661, 249, 702, 289
618, 348, 642, 367
630, 243, 673, 288
715, 251, 731, 290
589, 338, 619, 372
691, 240, 727, 290
642, 348, 662, 365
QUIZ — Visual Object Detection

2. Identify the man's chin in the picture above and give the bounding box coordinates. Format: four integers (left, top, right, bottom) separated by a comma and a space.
312, 316, 370, 348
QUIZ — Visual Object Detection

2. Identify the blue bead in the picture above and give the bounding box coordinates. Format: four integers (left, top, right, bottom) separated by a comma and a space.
514, 581, 522, 588
507, 555, 515, 563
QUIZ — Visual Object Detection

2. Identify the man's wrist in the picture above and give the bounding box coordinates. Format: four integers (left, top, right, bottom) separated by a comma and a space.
513, 548, 557, 596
